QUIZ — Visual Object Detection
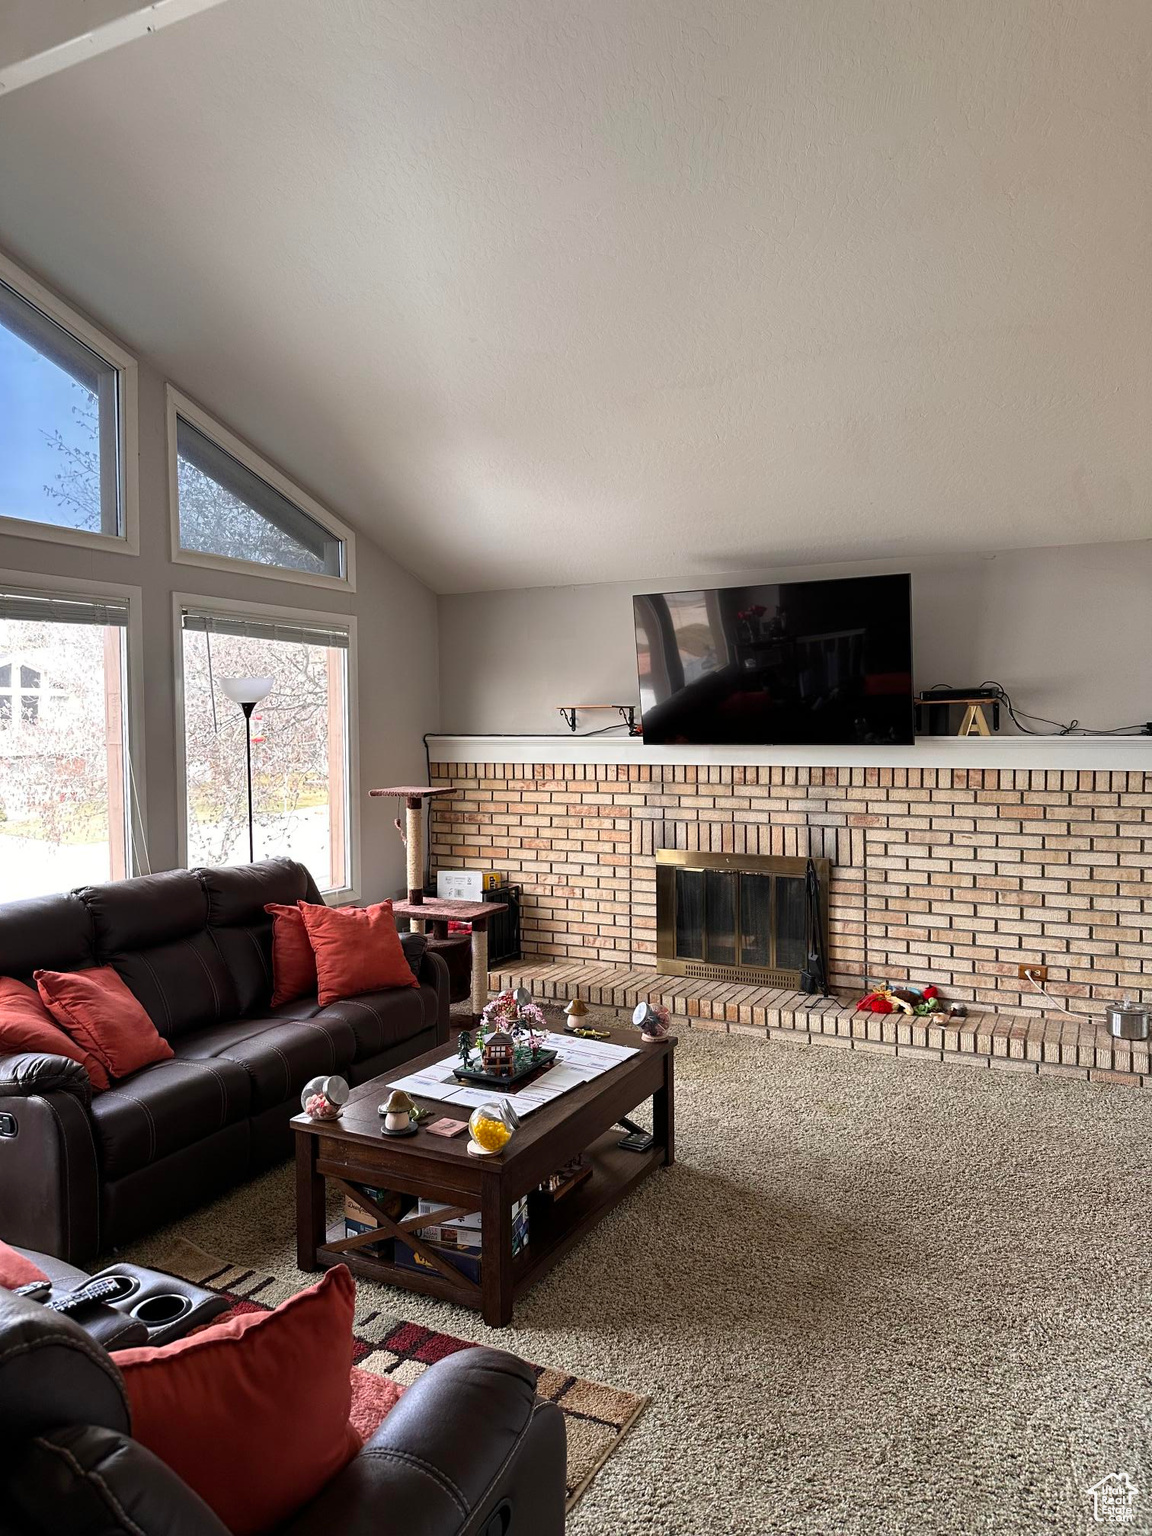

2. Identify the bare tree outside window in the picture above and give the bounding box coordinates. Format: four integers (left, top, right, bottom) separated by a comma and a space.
39, 384, 101, 531
0, 617, 126, 900
177, 456, 328, 574
182, 629, 348, 891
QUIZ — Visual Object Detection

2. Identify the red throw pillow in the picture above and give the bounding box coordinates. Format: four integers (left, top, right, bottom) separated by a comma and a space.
35, 967, 173, 1081
265, 901, 318, 1006
0, 976, 110, 1091
117, 1266, 361, 1536
0, 1238, 49, 1290
299, 901, 419, 1007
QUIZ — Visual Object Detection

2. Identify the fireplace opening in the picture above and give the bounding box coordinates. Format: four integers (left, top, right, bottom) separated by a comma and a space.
656, 850, 830, 989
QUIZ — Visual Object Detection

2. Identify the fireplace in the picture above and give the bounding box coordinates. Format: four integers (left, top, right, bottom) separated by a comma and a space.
655, 850, 830, 989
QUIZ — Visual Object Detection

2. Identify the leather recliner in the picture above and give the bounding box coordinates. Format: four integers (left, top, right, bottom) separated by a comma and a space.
0, 1286, 567, 1536
0, 860, 450, 1263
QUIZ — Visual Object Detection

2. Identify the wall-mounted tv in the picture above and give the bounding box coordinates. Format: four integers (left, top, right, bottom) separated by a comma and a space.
634, 573, 914, 746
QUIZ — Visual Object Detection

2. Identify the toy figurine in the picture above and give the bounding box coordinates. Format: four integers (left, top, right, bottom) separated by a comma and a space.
381, 1090, 415, 1132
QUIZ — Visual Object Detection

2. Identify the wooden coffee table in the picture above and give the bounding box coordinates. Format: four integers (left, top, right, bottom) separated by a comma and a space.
293, 1027, 675, 1327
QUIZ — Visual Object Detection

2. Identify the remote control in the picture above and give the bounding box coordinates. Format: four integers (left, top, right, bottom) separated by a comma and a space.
48, 1276, 126, 1315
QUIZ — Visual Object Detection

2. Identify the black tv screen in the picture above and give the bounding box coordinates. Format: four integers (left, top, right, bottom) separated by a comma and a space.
634, 573, 914, 746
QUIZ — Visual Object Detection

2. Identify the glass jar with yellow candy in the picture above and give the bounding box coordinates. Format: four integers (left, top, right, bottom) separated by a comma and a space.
467, 1101, 520, 1155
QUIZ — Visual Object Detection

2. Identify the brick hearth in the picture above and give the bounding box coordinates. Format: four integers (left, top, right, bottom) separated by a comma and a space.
430, 761, 1151, 1015
488, 958, 1151, 1090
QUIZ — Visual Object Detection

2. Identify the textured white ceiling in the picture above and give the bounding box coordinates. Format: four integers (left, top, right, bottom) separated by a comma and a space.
0, 0, 1148, 593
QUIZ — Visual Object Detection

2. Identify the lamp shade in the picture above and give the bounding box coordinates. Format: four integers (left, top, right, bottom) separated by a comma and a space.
220, 676, 273, 706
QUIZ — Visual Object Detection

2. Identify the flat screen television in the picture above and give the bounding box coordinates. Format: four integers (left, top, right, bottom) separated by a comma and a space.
633, 573, 914, 746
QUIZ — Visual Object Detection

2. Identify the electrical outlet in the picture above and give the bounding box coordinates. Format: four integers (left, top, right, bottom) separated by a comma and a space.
1018, 963, 1048, 984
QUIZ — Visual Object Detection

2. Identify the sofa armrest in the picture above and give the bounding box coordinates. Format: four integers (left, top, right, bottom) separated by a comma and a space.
0, 1068, 100, 1262
0, 1052, 92, 1105
279, 1348, 566, 1536
418, 947, 451, 1044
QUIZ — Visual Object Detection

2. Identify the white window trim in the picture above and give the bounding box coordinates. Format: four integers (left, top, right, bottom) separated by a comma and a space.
0, 249, 139, 556
171, 590, 361, 903
0, 566, 148, 879
167, 386, 357, 593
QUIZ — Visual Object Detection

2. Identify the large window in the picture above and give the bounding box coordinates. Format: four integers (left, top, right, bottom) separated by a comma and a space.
0, 587, 135, 901
170, 390, 353, 588
179, 603, 353, 894
0, 255, 136, 549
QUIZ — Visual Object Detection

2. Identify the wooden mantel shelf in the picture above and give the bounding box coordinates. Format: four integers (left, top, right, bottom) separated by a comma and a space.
426, 733, 1152, 772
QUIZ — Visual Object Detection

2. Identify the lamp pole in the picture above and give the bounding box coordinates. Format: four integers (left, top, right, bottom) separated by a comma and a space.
240, 700, 256, 862
220, 677, 273, 866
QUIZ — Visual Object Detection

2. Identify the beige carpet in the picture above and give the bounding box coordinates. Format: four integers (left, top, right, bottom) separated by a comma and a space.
122, 1027, 1152, 1535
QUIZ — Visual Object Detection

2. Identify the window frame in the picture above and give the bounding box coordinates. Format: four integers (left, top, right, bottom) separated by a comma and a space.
167, 387, 357, 593
0, 250, 139, 555
0, 567, 147, 886
172, 590, 360, 903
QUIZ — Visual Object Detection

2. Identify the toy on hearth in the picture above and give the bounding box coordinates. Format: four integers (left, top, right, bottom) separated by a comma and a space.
856, 983, 900, 1015
856, 983, 942, 1017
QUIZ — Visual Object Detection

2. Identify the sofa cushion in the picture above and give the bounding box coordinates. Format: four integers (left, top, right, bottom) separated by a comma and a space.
266, 903, 318, 1006
0, 976, 111, 1090
198, 857, 321, 928
205, 921, 273, 1017
197, 862, 323, 1020
116, 1266, 359, 1536
90, 1056, 252, 1180
80, 869, 208, 954
109, 932, 240, 1041
174, 1014, 356, 1113
36, 967, 174, 1081
312, 986, 431, 1063
300, 900, 419, 1006
0, 1240, 50, 1289
0, 892, 94, 984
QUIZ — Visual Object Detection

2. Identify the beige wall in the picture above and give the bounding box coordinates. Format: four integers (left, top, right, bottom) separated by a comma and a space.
438, 542, 1152, 737
0, 357, 439, 904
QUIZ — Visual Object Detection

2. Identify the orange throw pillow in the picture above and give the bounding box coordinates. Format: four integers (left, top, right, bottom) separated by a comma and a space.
0, 976, 110, 1091
299, 901, 419, 1007
35, 967, 173, 1081
0, 1239, 49, 1290
117, 1266, 361, 1536
265, 901, 318, 1006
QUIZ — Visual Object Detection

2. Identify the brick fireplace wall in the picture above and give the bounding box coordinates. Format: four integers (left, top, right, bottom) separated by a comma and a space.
428, 761, 1151, 1013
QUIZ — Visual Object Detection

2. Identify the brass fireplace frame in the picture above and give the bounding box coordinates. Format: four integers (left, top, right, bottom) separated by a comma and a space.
655, 849, 830, 989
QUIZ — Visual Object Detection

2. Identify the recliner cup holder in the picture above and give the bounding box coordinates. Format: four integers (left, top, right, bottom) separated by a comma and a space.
130, 1293, 193, 1328
98, 1273, 140, 1303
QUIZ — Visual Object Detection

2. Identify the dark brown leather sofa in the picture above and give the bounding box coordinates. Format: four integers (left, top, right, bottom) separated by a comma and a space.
0, 1286, 567, 1536
0, 859, 449, 1264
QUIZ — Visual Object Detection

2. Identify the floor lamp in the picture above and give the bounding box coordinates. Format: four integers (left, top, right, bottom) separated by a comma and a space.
220, 676, 273, 862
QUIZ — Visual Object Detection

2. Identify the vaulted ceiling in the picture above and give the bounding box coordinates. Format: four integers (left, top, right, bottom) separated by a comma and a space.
0, 0, 1148, 592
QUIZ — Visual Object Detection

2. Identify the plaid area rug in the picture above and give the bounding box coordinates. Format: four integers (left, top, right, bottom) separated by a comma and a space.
155, 1237, 647, 1512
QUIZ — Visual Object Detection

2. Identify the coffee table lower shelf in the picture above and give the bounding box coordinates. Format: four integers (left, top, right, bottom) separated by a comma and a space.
309, 1129, 666, 1321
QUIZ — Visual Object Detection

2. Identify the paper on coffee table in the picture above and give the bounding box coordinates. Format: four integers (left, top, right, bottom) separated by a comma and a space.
387, 1032, 640, 1117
